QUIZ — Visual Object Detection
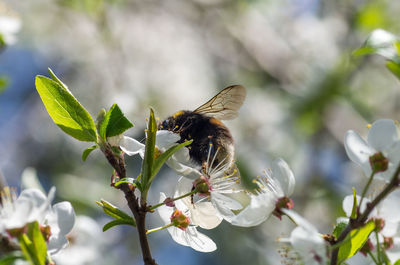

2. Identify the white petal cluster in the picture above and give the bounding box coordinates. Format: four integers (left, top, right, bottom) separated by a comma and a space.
282, 209, 329, 265
344, 119, 400, 181
0, 187, 75, 254
157, 192, 216, 252
231, 158, 295, 227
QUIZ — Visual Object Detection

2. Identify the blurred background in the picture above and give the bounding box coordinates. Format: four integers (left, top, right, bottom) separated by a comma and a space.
1, 0, 400, 264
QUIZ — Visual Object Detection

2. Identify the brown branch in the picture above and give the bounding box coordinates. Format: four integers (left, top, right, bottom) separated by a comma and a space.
0, 234, 20, 254
102, 146, 156, 265
330, 163, 400, 265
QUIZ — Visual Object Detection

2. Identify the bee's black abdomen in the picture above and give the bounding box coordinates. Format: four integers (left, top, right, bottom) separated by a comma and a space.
159, 111, 234, 169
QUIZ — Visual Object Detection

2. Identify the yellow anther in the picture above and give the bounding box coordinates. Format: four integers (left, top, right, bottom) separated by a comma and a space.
367, 123, 372, 129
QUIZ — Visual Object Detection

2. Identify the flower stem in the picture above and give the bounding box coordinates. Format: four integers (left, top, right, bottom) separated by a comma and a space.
359, 170, 375, 208
149, 189, 198, 211
147, 223, 174, 234
367, 250, 379, 265
330, 162, 400, 265
375, 231, 381, 263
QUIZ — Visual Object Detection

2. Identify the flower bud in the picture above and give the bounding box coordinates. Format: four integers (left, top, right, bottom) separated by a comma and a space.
164, 197, 175, 207
384, 237, 394, 250
371, 218, 385, 233
273, 196, 294, 219
369, 152, 389, 173
193, 176, 211, 196
170, 210, 190, 230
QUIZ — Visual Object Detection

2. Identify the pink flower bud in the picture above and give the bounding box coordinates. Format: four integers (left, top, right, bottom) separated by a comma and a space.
164, 197, 175, 207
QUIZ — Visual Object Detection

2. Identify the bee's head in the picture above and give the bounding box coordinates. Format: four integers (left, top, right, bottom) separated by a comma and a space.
158, 111, 188, 132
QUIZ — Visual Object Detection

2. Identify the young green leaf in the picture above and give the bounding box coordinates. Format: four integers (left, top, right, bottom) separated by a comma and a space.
35, 73, 97, 142
337, 221, 375, 263
333, 221, 348, 239
103, 219, 136, 232
141, 108, 157, 192
96, 199, 135, 222
99, 104, 134, 139
27, 222, 46, 265
394, 259, 400, 265
82, 145, 98, 161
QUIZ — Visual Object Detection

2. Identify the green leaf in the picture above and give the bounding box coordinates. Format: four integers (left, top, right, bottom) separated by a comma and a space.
386, 61, 400, 80
337, 221, 375, 263
27, 222, 46, 265
0, 252, 25, 265
333, 221, 348, 240
141, 108, 157, 190
82, 145, 98, 161
35, 73, 97, 142
99, 104, 133, 139
103, 219, 136, 232
147, 140, 193, 188
0, 76, 9, 94
96, 199, 135, 222
394, 259, 400, 265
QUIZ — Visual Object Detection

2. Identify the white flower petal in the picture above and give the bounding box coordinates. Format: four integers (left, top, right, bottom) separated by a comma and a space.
175, 177, 222, 229
48, 235, 69, 255
166, 158, 201, 179
271, 158, 295, 196
210, 193, 242, 222
155, 131, 180, 149
367, 119, 399, 151
52, 202, 75, 235
167, 226, 216, 252
158, 193, 173, 224
378, 189, 400, 222
344, 130, 374, 175
381, 221, 398, 237
342, 195, 375, 218
282, 209, 319, 234
230, 193, 275, 227
120, 136, 145, 156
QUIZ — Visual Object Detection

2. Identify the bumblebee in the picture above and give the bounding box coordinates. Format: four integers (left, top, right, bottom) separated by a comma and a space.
159, 85, 246, 171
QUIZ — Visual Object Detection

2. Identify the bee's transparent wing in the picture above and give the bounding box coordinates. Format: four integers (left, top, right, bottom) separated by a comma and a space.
193, 85, 246, 120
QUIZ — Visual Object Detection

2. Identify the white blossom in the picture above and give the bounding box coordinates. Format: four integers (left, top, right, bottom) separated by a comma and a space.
157, 192, 217, 252
0, 187, 75, 254
344, 119, 400, 181
281, 209, 329, 265
230, 158, 295, 227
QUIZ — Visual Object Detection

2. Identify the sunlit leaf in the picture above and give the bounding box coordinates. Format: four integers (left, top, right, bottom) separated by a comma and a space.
35, 71, 97, 142
96, 199, 135, 222
333, 221, 348, 239
141, 108, 157, 190
99, 104, 133, 139
337, 221, 375, 263
82, 145, 98, 161
103, 219, 136, 232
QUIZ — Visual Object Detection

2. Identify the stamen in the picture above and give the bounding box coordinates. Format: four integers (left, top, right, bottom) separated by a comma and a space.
206, 143, 213, 174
